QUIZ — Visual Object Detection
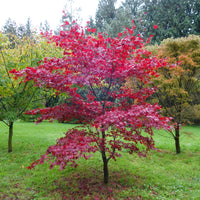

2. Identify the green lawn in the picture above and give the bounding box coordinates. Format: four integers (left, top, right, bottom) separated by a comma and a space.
0, 121, 199, 199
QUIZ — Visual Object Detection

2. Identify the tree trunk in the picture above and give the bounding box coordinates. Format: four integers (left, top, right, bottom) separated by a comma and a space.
101, 127, 109, 184
175, 125, 181, 154
102, 150, 109, 184
8, 121, 14, 153
101, 103, 109, 184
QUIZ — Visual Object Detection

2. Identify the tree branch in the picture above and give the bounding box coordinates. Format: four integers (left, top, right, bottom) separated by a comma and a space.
0, 49, 15, 89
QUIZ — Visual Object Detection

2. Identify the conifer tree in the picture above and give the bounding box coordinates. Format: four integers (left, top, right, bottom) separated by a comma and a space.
143, 0, 200, 43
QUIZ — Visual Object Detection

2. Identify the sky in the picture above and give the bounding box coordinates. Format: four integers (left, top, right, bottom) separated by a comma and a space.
0, 0, 123, 31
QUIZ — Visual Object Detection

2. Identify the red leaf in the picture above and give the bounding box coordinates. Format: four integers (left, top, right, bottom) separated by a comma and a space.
92, 28, 96, 33
64, 21, 69, 26
153, 25, 158, 29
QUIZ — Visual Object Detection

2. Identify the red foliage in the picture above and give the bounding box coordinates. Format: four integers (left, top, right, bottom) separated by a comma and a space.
153, 25, 158, 29
28, 129, 98, 170
11, 23, 171, 182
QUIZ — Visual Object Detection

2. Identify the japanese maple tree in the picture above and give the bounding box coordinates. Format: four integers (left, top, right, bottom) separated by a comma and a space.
145, 35, 200, 154
0, 33, 62, 153
11, 23, 171, 184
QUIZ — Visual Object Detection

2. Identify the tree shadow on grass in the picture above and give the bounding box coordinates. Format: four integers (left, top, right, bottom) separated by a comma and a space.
50, 169, 143, 200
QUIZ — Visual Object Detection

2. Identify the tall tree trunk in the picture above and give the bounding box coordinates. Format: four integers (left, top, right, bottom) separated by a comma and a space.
8, 121, 14, 153
175, 125, 181, 154
101, 102, 109, 184
101, 128, 109, 184
102, 150, 109, 184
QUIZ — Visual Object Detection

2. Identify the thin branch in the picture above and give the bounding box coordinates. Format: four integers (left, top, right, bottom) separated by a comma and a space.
17, 88, 38, 117
107, 136, 116, 162
0, 98, 8, 111
0, 49, 15, 89
89, 80, 101, 102
1, 120, 9, 126
155, 129, 175, 139
151, 83, 174, 117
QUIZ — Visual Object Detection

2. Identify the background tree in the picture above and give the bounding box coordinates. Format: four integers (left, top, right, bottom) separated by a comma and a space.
0, 33, 63, 152
120, 0, 146, 36
193, 0, 200, 34
88, 0, 135, 37
40, 20, 51, 33
14, 24, 171, 184
95, 0, 117, 35
89, 0, 200, 42
2, 18, 18, 36
87, 0, 138, 38
146, 35, 200, 153
2, 18, 35, 39
55, 0, 81, 34
142, 0, 200, 43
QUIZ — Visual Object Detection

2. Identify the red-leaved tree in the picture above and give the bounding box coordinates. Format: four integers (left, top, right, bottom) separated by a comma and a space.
11, 23, 171, 184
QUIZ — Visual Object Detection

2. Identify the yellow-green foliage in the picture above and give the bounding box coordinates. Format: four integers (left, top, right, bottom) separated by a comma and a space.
147, 35, 200, 124
0, 33, 63, 122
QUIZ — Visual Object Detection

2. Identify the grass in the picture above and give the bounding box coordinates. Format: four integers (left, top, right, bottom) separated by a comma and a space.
0, 121, 200, 199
